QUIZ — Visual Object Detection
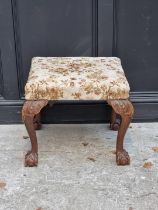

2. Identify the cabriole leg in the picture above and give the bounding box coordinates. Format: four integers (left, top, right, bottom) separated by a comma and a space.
107, 100, 134, 166
22, 100, 48, 167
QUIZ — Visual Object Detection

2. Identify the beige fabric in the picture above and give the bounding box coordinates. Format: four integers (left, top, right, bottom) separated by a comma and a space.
25, 57, 130, 100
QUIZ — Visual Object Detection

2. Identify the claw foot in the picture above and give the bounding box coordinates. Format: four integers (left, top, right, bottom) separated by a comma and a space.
110, 118, 121, 131
110, 122, 120, 131
116, 150, 130, 166
25, 151, 38, 167
34, 122, 41, 130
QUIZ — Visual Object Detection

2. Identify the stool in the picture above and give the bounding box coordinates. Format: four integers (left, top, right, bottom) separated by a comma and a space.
22, 57, 134, 167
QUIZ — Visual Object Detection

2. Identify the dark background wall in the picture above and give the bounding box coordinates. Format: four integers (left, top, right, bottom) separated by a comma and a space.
0, 0, 158, 123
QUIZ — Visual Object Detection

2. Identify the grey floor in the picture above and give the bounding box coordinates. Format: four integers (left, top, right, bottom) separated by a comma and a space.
0, 123, 158, 210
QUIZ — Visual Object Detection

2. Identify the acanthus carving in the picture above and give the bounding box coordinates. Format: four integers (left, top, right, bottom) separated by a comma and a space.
107, 100, 134, 118
22, 100, 48, 120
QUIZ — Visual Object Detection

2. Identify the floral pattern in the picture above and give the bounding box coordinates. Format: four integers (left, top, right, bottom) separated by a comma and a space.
25, 57, 130, 100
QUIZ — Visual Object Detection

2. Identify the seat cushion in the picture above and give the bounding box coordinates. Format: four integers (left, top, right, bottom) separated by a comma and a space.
25, 57, 130, 100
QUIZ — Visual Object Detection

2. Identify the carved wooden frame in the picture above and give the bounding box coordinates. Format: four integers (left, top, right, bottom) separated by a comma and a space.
22, 99, 134, 167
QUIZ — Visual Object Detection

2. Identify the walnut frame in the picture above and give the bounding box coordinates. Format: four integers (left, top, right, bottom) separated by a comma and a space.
22, 99, 134, 167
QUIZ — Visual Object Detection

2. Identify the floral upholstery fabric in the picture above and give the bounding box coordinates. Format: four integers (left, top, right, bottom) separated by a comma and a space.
25, 57, 130, 100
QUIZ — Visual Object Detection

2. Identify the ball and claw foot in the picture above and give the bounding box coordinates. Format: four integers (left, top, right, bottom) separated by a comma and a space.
34, 122, 41, 130
25, 151, 38, 167
110, 122, 120, 131
110, 118, 121, 131
116, 149, 130, 166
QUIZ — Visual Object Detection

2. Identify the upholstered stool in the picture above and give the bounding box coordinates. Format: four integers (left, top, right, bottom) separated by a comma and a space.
22, 57, 134, 167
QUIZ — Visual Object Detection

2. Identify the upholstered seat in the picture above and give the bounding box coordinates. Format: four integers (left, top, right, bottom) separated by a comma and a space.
25, 57, 130, 100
